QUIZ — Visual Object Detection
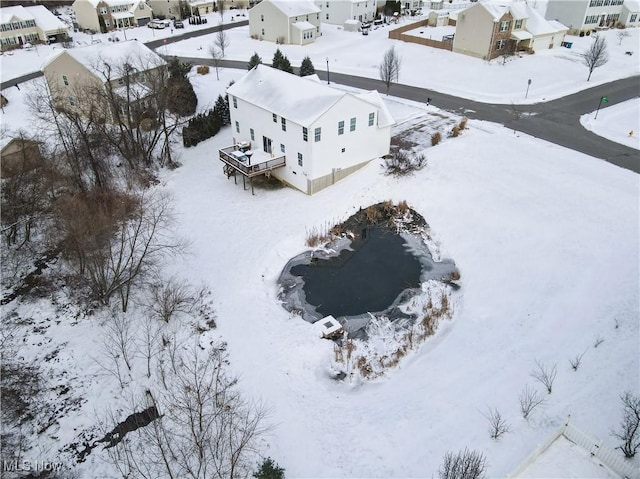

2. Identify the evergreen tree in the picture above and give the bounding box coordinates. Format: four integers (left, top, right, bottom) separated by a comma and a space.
166, 57, 197, 116
254, 458, 285, 479
214, 94, 230, 126
299, 56, 315, 76
272, 48, 284, 70
279, 55, 294, 74
248, 52, 262, 70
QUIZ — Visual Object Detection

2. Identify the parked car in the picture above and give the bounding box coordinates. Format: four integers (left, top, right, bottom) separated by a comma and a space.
147, 19, 166, 29
173, 19, 184, 28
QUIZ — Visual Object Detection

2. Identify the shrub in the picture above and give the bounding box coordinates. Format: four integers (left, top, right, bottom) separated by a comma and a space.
431, 131, 442, 146
459, 116, 468, 130
451, 125, 460, 138
384, 149, 427, 176
254, 457, 285, 479
438, 448, 486, 479
196, 65, 210, 75
612, 392, 640, 458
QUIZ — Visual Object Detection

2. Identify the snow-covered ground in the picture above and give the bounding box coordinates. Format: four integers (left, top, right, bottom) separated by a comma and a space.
1, 8, 638, 105
1, 4, 639, 478
581, 98, 640, 150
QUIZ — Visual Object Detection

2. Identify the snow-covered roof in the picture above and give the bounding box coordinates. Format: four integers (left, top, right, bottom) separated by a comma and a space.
0, 5, 35, 24
26, 5, 69, 32
548, 19, 569, 32
624, 0, 640, 11
292, 20, 316, 30
227, 65, 394, 128
42, 40, 165, 80
111, 11, 134, 19
524, 3, 567, 35
269, 0, 320, 17
511, 29, 532, 40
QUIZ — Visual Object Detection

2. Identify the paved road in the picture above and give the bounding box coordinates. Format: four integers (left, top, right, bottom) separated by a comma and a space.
2, 19, 637, 173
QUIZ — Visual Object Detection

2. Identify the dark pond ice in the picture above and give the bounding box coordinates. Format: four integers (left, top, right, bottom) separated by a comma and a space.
278, 225, 458, 333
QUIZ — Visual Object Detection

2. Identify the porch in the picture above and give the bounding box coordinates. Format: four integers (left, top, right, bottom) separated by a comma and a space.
218, 144, 286, 195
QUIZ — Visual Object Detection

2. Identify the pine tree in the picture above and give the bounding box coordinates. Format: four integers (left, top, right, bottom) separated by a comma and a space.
254, 458, 285, 479
166, 57, 197, 116
279, 55, 294, 74
272, 48, 284, 70
248, 52, 262, 70
214, 94, 230, 126
299, 56, 315, 76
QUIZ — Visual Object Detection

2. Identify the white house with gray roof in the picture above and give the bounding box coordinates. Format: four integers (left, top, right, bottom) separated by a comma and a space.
223, 65, 394, 194
313, 0, 377, 26
249, 0, 321, 44
545, 0, 627, 34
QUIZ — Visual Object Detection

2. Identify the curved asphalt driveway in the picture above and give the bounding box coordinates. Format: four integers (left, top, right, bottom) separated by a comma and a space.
2, 18, 637, 173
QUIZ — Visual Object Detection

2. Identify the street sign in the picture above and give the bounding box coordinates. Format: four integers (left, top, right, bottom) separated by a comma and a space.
602, 96, 608, 103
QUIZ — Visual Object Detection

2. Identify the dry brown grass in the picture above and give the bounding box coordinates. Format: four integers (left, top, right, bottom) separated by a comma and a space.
459, 116, 468, 130
196, 65, 210, 75
365, 205, 381, 224
451, 125, 461, 138
431, 131, 442, 146
397, 200, 410, 214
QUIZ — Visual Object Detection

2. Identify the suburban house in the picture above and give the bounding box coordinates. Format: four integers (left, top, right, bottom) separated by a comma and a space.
545, 0, 626, 34
0, 137, 43, 178
249, 0, 321, 44
72, 0, 153, 33
313, 0, 377, 26
221, 65, 394, 195
0, 5, 70, 50
620, 0, 640, 27
453, 1, 568, 60
41, 40, 166, 122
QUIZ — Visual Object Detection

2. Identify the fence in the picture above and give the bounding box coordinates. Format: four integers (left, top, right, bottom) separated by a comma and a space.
388, 20, 453, 51
508, 417, 640, 479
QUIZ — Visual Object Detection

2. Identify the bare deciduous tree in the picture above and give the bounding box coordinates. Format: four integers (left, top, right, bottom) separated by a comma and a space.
569, 349, 587, 371
531, 359, 557, 394
616, 30, 630, 45
482, 407, 510, 440
209, 45, 222, 80
612, 392, 640, 458
214, 28, 230, 58
379, 45, 402, 94
106, 341, 270, 478
518, 385, 546, 420
438, 448, 486, 479
582, 35, 609, 81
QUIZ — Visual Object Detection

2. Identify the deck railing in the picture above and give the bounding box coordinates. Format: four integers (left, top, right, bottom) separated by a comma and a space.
219, 146, 286, 178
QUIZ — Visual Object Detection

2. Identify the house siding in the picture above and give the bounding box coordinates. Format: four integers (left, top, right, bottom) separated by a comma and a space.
453, 4, 495, 59
545, 0, 625, 33
249, 0, 321, 44
314, 0, 376, 25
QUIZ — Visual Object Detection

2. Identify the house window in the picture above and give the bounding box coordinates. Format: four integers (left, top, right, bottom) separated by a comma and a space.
631, 14, 638, 23
298, 153, 303, 166
302, 127, 308, 141
233, 96, 237, 108
261, 14, 264, 21
68, 96, 75, 106
100, 6, 107, 14
250, 128, 255, 141
368, 112, 375, 126
139, 2, 144, 9
496, 39, 506, 50
350, 117, 356, 132
314, 127, 321, 142
585, 15, 599, 24
341, 147, 345, 152
105, 19, 111, 27
317, 14, 319, 20
235, 121, 240, 133
281, 117, 286, 131
62, 75, 69, 86
338, 120, 344, 135
500, 20, 510, 32
261, 28, 265, 35
514, 19, 522, 29
326, 13, 329, 20
326, 1, 329, 6
273, 113, 277, 123
280, 143, 285, 153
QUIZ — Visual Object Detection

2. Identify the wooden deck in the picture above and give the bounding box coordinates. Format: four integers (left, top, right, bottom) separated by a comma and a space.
219, 145, 286, 195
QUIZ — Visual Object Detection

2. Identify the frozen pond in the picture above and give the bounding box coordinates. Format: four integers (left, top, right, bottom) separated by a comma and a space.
278, 222, 457, 336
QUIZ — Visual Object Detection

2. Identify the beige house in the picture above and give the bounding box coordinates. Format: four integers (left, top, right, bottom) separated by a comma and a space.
453, 1, 567, 60
73, 0, 153, 33
0, 5, 70, 50
41, 40, 166, 122
249, 0, 321, 44
148, 0, 259, 19
0, 137, 43, 178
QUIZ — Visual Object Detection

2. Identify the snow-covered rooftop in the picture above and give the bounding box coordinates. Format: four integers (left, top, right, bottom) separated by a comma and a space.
523, 3, 567, 35
0, 5, 35, 24
42, 40, 165, 79
26, 5, 69, 33
269, 0, 320, 17
227, 64, 393, 127
292, 20, 316, 30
